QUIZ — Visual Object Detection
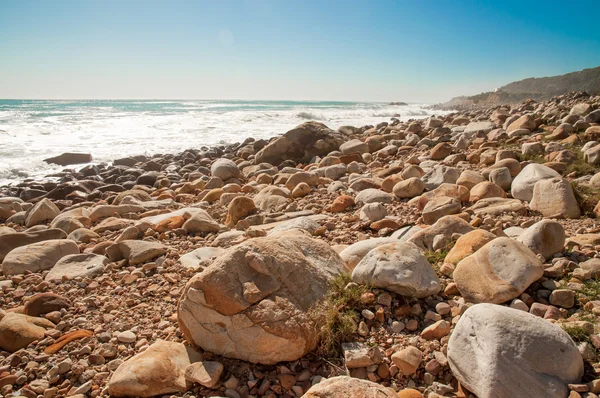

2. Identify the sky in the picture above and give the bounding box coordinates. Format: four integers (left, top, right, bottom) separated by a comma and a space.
1, 0, 600, 103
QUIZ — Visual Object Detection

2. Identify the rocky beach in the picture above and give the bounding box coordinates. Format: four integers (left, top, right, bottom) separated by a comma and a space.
2, 91, 600, 398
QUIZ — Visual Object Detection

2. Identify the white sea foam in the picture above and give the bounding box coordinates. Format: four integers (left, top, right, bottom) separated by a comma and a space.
0, 100, 450, 186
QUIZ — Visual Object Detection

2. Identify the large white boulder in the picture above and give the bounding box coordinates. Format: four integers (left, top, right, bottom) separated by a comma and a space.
448, 303, 583, 398
517, 220, 565, 260
530, 177, 580, 219
510, 163, 560, 202
352, 242, 440, 298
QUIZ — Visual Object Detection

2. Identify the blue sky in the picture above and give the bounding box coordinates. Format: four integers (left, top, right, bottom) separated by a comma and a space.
1, 0, 599, 102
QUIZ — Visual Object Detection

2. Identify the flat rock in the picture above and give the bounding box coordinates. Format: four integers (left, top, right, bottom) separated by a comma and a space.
2, 239, 79, 276
45, 253, 108, 282
0, 229, 67, 261
184, 361, 224, 388
106, 240, 166, 265
467, 197, 526, 216
179, 247, 226, 270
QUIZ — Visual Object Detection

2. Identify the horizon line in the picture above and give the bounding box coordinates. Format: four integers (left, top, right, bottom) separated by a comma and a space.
0, 98, 433, 104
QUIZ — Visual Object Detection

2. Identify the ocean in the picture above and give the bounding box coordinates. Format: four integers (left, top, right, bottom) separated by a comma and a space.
0, 99, 446, 186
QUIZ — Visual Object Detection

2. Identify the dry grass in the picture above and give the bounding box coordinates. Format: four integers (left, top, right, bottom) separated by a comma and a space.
572, 182, 600, 217
312, 273, 368, 357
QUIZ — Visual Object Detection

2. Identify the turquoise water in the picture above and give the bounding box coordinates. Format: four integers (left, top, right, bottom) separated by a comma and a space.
0, 99, 440, 185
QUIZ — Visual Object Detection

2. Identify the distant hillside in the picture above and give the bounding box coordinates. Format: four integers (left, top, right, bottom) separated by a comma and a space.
436, 66, 600, 109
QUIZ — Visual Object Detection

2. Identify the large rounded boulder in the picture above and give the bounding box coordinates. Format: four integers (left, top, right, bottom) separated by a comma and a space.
448, 303, 583, 398
177, 235, 345, 364
351, 242, 441, 298
453, 237, 544, 304
510, 163, 560, 202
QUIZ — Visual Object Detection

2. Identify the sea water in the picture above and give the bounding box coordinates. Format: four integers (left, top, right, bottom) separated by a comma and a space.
0, 99, 447, 186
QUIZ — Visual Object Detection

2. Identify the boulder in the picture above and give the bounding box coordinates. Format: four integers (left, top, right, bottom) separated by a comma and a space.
359, 203, 387, 222
331, 195, 355, 213
0, 312, 55, 352
430, 142, 452, 160
303, 376, 396, 398
182, 210, 220, 233
488, 167, 512, 191
584, 144, 600, 165
448, 303, 583, 398
467, 197, 526, 216
0, 229, 67, 261
507, 114, 536, 132
469, 181, 506, 203
23, 292, 71, 317
179, 247, 225, 270
2, 239, 79, 276
391, 346, 422, 376
177, 235, 345, 364
106, 241, 166, 265
453, 237, 544, 304
340, 139, 369, 155
211, 158, 241, 181
43, 152, 92, 166
511, 163, 560, 202
24, 198, 60, 227
445, 229, 497, 266
352, 242, 440, 298
254, 186, 291, 211
255, 122, 343, 165
517, 220, 565, 260
422, 197, 461, 224
456, 170, 487, 191
225, 196, 256, 228
530, 177, 580, 219
355, 188, 393, 204
421, 166, 460, 190
108, 340, 203, 397
339, 237, 399, 269
45, 253, 108, 282
88, 204, 146, 222
268, 216, 321, 235
393, 177, 425, 199
407, 216, 474, 251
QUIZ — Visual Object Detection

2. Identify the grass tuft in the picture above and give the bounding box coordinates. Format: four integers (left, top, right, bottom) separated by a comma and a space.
425, 249, 451, 266
578, 278, 600, 299
566, 151, 599, 177
562, 325, 590, 343
312, 273, 368, 357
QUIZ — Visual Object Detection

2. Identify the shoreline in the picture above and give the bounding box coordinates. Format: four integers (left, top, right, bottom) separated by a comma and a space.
1, 91, 600, 397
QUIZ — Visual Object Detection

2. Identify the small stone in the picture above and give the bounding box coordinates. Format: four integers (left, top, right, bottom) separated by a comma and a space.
549, 289, 575, 309
184, 361, 224, 388
391, 346, 422, 375
421, 320, 450, 340
116, 331, 136, 343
